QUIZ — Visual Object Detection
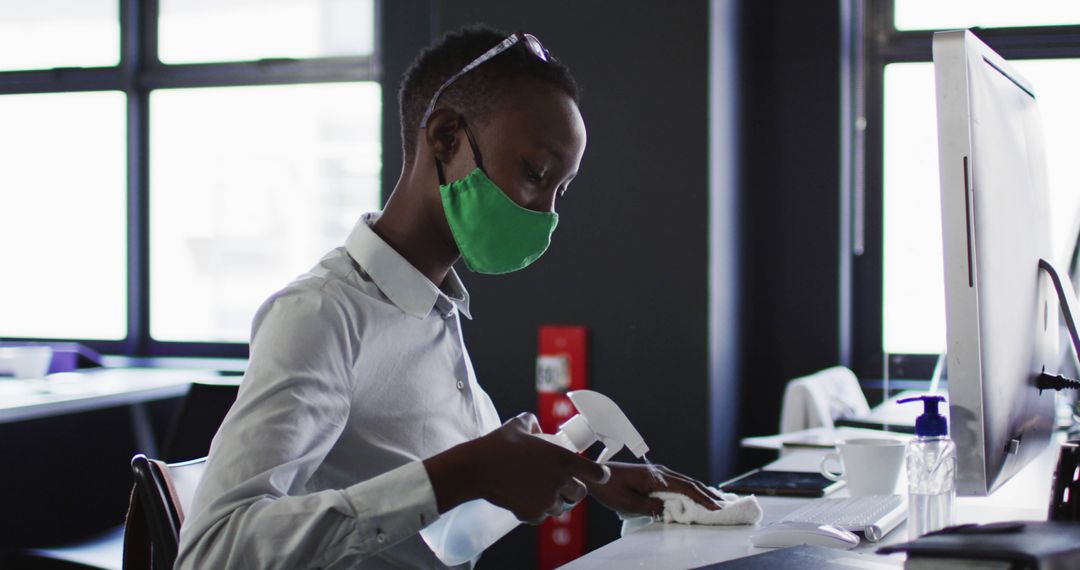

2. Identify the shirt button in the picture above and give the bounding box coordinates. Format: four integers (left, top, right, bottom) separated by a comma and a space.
456, 380, 465, 390
376, 531, 387, 543
443, 308, 457, 320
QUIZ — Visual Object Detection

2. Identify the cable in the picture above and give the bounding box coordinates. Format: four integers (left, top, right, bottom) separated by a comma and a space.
1037, 370, 1080, 393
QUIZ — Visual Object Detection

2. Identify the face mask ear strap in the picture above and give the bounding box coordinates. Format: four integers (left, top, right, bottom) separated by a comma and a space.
460, 120, 486, 173
435, 158, 447, 186
434, 118, 482, 186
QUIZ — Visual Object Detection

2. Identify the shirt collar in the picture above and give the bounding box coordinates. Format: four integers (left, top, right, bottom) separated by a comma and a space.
344, 212, 472, 320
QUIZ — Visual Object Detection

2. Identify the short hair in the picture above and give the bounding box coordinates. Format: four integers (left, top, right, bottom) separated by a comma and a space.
397, 25, 580, 166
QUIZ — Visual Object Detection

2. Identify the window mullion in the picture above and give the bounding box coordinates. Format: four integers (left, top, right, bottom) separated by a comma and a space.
0, 69, 125, 94
879, 27, 1080, 63
140, 58, 375, 90
121, 0, 151, 355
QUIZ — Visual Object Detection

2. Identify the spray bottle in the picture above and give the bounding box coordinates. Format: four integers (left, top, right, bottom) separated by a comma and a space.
419, 390, 648, 566
898, 395, 956, 538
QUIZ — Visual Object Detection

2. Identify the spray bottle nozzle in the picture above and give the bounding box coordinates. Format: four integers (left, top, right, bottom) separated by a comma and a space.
898, 395, 948, 437
560, 390, 649, 463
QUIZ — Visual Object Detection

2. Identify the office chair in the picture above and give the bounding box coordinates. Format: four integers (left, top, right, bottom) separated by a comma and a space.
161, 380, 239, 462
779, 366, 870, 433
123, 454, 206, 570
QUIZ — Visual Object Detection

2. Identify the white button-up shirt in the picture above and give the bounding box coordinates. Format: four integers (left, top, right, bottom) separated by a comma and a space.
176, 213, 502, 569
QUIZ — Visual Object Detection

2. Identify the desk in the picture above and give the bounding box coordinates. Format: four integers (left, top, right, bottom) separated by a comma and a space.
0, 367, 231, 458
0, 367, 235, 548
0, 367, 225, 423
563, 430, 1060, 569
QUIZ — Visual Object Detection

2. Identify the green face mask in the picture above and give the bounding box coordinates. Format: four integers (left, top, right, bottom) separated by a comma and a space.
437, 124, 559, 275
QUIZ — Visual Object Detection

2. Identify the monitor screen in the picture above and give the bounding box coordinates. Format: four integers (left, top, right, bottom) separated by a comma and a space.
933, 30, 1059, 496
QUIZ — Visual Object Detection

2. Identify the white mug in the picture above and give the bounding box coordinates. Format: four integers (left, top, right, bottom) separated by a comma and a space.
12, 346, 53, 380
820, 438, 905, 496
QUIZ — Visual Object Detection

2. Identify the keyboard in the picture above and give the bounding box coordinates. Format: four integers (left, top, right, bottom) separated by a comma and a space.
778, 494, 907, 542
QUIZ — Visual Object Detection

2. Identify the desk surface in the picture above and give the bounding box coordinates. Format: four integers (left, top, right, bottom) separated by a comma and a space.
0, 367, 228, 423
564, 430, 1060, 569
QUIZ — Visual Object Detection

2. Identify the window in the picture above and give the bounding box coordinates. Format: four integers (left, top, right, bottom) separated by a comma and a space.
0, 91, 127, 340
0, 0, 119, 71
853, 1, 1080, 376
894, 0, 1080, 31
150, 83, 380, 343
158, 0, 375, 64
0, 0, 380, 355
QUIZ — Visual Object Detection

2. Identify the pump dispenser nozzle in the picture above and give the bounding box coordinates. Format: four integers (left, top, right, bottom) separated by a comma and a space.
897, 395, 948, 437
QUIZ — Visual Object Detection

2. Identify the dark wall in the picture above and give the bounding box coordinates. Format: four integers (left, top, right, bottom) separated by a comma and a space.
382, 0, 713, 563
434, 1, 712, 472
735, 0, 843, 470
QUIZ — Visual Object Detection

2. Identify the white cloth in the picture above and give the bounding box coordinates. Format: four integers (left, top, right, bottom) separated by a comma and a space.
176, 213, 502, 570
779, 366, 870, 433
650, 490, 763, 526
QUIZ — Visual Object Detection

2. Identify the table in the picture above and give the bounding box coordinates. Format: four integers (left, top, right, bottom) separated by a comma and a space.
0, 367, 237, 549
0, 367, 232, 456
0, 367, 227, 424
562, 429, 1060, 569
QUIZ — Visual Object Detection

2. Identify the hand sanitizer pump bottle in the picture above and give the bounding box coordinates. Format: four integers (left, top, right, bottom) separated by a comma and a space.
898, 395, 956, 539
420, 390, 648, 566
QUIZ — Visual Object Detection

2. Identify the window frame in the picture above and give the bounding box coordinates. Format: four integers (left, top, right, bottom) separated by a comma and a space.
849, 0, 1080, 379
0, 0, 381, 358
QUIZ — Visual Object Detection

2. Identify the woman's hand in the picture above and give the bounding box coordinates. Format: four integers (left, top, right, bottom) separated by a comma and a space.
585, 461, 723, 518
424, 413, 608, 523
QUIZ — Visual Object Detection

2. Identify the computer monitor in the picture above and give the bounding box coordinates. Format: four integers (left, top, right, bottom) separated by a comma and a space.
934, 30, 1059, 496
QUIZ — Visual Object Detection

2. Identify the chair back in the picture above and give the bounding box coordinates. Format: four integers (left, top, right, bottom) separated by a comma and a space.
162, 380, 240, 462
124, 454, 206, 570
779, 366, 870, 433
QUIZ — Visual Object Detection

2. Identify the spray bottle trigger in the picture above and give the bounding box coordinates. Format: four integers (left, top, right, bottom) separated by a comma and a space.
596, 439, 624, 464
